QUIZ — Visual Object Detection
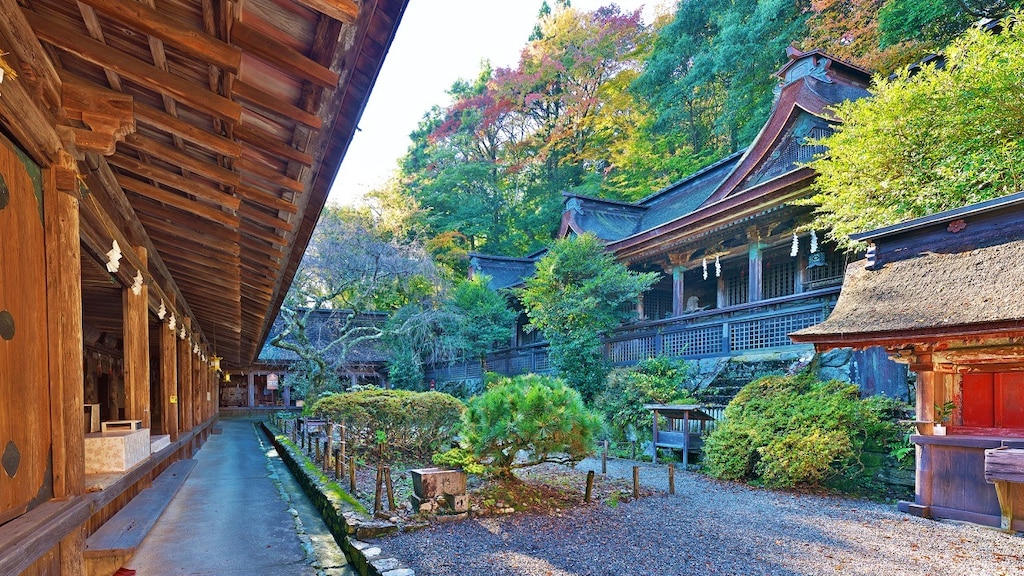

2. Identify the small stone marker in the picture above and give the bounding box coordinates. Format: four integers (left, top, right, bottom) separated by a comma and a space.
410, 467, 468, 513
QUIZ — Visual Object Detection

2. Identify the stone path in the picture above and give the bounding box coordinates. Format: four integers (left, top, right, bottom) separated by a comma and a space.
126, 419, 355, 575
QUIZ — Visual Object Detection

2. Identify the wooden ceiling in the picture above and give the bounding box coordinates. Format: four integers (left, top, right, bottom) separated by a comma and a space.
9, 0, 408, 368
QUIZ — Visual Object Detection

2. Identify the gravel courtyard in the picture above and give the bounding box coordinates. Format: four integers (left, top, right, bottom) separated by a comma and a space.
372, 458, 1024, 576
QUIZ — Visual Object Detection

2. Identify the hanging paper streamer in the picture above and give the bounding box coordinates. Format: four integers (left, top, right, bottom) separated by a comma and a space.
179, 327, 186, 340
130, 271, 143, 295
193, 343, 200, 355
810, 230, 819, 253
790, 233, 799, 257
158, 300, 166, 320
702, 257, 708, 280
715, 255, 721, 278
168, 313, 176, 331
106, 240, 122, 273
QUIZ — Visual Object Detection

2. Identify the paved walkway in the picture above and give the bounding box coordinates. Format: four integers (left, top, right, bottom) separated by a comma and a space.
127, 419, 355, 576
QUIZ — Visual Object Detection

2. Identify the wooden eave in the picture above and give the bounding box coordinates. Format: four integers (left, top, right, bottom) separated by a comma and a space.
790, 323, 1024, 353
606, 168, 815, 263
1, 0, 409, 368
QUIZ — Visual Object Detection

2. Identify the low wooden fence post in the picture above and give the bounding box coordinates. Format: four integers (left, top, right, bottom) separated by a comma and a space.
602, 440, 608, 474
632, 466, 640, 500
668, 463, 675, 495
584, 470, 595, 503
349, 457, 357, 494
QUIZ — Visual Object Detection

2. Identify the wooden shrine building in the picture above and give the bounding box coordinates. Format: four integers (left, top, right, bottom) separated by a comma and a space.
0, 0, 408, 573
792, 191, 1024, 531
436, 48, 906, 398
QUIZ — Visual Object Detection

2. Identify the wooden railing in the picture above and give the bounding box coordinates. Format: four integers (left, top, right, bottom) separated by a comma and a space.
423, 287, 839, 386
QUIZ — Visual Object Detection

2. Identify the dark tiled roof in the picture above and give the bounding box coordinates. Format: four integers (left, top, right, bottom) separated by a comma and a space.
468, 253, 538, 290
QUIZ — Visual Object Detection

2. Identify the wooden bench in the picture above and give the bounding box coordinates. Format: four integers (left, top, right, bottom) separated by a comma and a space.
84, 459, 197, 576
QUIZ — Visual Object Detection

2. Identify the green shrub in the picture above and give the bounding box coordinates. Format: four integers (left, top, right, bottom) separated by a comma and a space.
595, 356, 695, 446
461, 373, 602, 478
703, 374, 905, 491
311, 388, 464, 460
432, 447, 485, 475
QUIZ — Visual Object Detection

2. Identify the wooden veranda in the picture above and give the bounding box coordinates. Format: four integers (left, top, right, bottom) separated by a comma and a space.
0, 0, 408, 574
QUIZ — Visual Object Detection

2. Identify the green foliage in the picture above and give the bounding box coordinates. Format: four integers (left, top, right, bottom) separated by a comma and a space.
807, 14, 1024, 250
518, 234, 659, 401
935, 400, 956, 424
311, 388, 464, 460
596, 356, 695, 445
703, 374, 907, 490
444, 275, 516, 362
432, 447, 485, 475
460, 374, 602, 478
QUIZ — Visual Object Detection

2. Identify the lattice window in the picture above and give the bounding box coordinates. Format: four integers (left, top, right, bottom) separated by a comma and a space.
663, 326, 723, 357
466, 362, 482, 378
807, 248, 846, 287
730, 310, 823, 351
725, 274, 748, 307
764, 258, 797, 299
643, 290, 673, 320
534, 352, 549, 372
510, 355, 531, 375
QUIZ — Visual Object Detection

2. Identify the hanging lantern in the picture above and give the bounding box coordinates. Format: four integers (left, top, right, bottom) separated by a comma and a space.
790, 233, 799, 257
702, 257, 708, 280
807, 251, 828, 269
715, 255, 721, 278
223, 372, 231, 383
211, 355, 222, 372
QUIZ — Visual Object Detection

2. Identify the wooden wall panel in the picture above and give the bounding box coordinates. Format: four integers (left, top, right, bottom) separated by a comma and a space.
0, 135, 53, 524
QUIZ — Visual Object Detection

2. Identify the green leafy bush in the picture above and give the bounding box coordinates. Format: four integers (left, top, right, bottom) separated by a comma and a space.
460, 373, 602, 478
702, 374, 905, 490
311, 388, 464, 460
596, 356, 695, 445
432, 447, 485, 475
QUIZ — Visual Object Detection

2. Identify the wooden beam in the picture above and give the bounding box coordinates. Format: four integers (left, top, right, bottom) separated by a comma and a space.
61, 75, 135, 154
231, 20, 339, 88
160, 296, 180, 441
236, 183, 297, 214
240, 202, 294, 232
137, 214, 242, 256
233, 80, 322, 130
135, 102, 242, 159
0, 0, 62, 110
291, 0, 359, 24
240, 220, 286, 246
236, 156, 304, 193
235, 123, 313, 167
74, 0, 241, 73
118, 173, 239, 229
108, 153, 240, 209
24, 10, 241, 123
122, 132, 240, 187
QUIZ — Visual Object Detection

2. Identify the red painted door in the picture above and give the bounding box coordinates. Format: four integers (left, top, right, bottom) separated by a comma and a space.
962, 373, 994, 427
995, 373, 1024, 429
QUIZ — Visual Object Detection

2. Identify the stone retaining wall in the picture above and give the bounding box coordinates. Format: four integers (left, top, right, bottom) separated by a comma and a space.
259, 422, 413, 576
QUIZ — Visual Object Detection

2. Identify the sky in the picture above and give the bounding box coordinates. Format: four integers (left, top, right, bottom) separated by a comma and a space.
327, 0, 664, 207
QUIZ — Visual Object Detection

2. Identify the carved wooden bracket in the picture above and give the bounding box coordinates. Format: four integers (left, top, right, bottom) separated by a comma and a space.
60, 75, 135, 156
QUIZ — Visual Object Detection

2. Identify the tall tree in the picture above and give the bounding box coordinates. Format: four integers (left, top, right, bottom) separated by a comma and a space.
518, 233, 659, 401
806, 14, 1024, 250
271, 206, 439, 397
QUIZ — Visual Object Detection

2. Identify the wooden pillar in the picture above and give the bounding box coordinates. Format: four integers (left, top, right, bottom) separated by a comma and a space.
160, 303, 179, 441
748, 242, 764, 303
913, 355, 936, 510
651, 408, 659, 464
178, 319, 193, 432
191, 340, 202, 426
671, 266, 686, 317
636, 293, 645, 321
716, 274, 726, 309
123, 246, 150, 428
44, 167, 86, 575
247, 372, 255, 407
795, 252, 807, 294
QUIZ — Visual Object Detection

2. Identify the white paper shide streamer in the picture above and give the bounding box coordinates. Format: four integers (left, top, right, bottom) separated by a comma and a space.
715, 255, 721, 278
106, 240, 122, 273
168, 312, 176, 331
130, 271, 143, 296
158, 300, 166, 319
790, 232, 799, 257
810, 230, 819, 253
702, 257, 708, 280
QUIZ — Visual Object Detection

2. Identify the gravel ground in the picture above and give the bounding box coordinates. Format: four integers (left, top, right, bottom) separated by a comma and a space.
371, 458, 1024, 576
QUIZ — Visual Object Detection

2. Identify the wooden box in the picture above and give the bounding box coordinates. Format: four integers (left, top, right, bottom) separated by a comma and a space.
84, 403, 101, 433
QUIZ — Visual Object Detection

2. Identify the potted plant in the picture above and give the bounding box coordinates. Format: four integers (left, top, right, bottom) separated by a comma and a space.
933, 400, 956, 435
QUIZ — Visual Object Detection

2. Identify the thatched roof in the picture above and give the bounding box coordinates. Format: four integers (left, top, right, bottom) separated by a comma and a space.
792, 192, 1024, 347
